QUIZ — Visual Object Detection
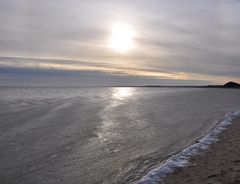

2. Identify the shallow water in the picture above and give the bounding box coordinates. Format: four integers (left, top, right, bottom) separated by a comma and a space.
0, 87, 240, 184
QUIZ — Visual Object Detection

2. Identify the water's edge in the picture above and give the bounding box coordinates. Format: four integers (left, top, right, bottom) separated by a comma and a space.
136, 111, 240, 184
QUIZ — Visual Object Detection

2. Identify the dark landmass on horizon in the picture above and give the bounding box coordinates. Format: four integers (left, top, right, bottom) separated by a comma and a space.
144, 81, 240, 89
0, 82, 239, 88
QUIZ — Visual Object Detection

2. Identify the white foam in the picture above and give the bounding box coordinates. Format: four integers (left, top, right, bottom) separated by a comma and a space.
137, 111, 240, 184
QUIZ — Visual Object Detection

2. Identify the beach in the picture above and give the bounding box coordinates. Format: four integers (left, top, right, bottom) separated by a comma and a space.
163, 117, 240, 184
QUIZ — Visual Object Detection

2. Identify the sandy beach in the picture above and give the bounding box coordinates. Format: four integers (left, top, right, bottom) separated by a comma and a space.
163, 117, 240, 184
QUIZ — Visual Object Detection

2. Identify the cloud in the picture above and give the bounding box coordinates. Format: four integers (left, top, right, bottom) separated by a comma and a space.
0, 0, 240, 85
0, 66, 213, 86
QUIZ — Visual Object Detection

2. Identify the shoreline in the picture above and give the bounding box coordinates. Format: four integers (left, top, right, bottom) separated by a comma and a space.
136, 111, 240, 184
163, 117, 240, 184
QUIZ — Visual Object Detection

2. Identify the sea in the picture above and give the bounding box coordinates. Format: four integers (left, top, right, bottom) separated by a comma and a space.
0, 87, 240, 184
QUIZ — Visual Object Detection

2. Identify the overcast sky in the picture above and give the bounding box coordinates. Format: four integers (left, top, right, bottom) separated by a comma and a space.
0, 0, 240, 86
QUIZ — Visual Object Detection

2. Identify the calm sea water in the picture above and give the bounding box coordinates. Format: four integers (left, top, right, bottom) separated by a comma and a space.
0, 87, 240, 184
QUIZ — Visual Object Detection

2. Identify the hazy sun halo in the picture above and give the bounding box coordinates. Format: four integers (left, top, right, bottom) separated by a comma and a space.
109, 22, 135, 53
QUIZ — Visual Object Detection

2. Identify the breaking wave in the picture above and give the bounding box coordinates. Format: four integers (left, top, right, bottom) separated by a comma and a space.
137, 111, 240, 184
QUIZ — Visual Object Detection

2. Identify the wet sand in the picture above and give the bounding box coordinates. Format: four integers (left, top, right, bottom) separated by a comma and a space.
163, 117, 240, 184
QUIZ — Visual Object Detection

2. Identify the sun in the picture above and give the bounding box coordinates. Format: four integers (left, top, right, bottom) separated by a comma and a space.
109, 22, 135, 53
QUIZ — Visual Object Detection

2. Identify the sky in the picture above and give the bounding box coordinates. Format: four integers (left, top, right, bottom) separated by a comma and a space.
0, 0, 240, 86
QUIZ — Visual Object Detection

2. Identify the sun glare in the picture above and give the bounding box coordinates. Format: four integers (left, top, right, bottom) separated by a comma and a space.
109, 22, 135, 53
112, 87, 134, 100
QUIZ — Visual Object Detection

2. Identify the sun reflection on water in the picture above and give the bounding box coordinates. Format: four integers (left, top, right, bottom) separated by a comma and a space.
112, 87, 135, 100
95, 87, 136, 144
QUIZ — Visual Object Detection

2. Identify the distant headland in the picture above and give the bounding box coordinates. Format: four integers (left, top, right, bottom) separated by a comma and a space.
207, 81, 240, 89
223, 82, 240, 88
145, 81, 240, 88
